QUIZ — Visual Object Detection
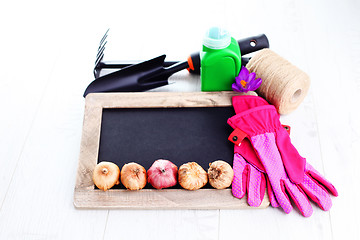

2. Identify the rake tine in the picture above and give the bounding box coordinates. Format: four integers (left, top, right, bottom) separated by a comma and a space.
95, 41, 107, 65
94, 29, 110, 78
98, 28, 109, 51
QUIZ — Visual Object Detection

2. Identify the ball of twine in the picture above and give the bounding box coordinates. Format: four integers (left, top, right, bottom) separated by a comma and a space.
246, 49, 310, 114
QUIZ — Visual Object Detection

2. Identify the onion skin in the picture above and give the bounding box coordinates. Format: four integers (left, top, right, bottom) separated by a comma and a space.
147, 159, 178, 189
120, 162, 147, 190
178, 162, 208, 190
208, 160, 234, 189
93, 161, 120, 191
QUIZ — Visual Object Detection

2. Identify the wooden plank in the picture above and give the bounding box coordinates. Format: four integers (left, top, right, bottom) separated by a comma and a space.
74, 189, 269, 210
2, 0, 358, 239
219, 91, 333, 239
219, 1, 340, 238
0, 28, 110, 239
298, 0, 360, 238
74, 91, 267, 209
0, 33, 58, 208
103, 209, 220, 240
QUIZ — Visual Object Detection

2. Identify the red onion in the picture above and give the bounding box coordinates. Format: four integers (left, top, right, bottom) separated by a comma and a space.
147, 159, 178, 189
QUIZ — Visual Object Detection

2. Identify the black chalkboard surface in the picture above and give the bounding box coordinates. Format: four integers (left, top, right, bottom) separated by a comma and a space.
74, 92, 268, 209
97, 107, 235, 189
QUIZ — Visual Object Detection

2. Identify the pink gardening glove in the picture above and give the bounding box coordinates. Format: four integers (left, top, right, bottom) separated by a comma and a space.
232, 143, 279, 208
228, 95, 338, 217
230, 95, 279, 207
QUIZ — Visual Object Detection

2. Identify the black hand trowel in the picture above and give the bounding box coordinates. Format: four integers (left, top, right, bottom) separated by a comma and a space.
84, 55, 187, 96
83, 34, 269, 97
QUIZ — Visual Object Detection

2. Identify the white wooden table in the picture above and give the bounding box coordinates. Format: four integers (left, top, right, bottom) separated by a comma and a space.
0, 0, 359, 239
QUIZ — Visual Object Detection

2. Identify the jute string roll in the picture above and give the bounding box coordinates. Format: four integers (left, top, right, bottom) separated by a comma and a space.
246, 49, 310, 114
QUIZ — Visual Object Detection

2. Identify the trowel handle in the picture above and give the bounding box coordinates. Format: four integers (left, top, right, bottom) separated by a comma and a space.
188, 34, 269, 74
238, 34, 269, 55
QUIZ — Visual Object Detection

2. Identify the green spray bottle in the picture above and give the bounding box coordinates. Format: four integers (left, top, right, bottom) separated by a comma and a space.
200, 27, 241, 91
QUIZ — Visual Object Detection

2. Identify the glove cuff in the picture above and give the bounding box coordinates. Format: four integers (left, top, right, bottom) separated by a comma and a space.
227, 105, 281, 136
232, 95, 269, 113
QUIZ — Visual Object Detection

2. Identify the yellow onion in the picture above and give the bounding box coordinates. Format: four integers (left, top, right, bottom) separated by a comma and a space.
147, 159, 178, 189
120, 162, 147, 190
93, 161, 120, 191
208, 160, 234, 189
178, 162, 208, 190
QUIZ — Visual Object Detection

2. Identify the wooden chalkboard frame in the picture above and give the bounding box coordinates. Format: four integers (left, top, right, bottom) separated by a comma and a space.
74, 91, 269, 209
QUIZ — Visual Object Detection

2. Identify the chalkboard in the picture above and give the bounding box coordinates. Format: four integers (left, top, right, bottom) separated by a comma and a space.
74, 91, 269, 209
98, 107, 235, 189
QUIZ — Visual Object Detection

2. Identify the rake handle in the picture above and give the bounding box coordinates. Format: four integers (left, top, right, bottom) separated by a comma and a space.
98, 61, 179, 69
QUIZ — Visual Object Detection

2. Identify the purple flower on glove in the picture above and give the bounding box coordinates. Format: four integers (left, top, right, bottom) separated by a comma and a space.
232, 67, 262, 93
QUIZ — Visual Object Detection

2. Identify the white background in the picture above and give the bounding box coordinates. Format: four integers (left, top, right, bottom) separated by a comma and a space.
0, 0, 359, 239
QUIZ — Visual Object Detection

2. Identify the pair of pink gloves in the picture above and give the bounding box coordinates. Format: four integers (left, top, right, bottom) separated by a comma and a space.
227, 95, 338, 217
